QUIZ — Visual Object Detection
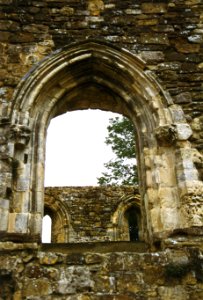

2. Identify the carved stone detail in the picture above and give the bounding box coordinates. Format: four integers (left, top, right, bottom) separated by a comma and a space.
155, 125, 177, 146
10, 124, 31, 147
180, 189, 203, 229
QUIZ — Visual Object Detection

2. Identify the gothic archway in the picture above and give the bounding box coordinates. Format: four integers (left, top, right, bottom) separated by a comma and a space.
1, 40, 202, 243
111, 195, 142, 242
43, 193, 70, 243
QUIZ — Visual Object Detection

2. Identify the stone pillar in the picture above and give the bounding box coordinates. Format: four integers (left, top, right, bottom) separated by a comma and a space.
0, 105, 13, 237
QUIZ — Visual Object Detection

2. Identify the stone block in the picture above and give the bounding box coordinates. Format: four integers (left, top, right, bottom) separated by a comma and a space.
125, 9, 142, 15
140, 51, 164, 63
0, 21, 20, 32
174, 92, 192, 104
141, 3, 167, 14
150, 207, 162, 232
140, 33, 169, 45
38, 252, 59, 265
85, 253, 103, 264
175, 39, 200, 53
137, 19, 158, 26
29, 212, 42, 236
0, 32, 10, 42
169, 105, 186, 123
0, 208, 8, 231
160, 207, 179, 230
8, 213, 28, 234
16, 213, 29, 233
22, 278, 52, 298
16, 178, 29, 191
159, 187, 179, 208
66, 253, 85, 265
188, 34, 203, 44
158, 286, 188, 300
146, 170, 153, 187
57, 266, 94, 294
0, 198, 9, 209
175, 124, 193, 141
146, 188, 158, 206
88, 0, 104, 16
0, 0, 13, 4
158, 166, 177, 186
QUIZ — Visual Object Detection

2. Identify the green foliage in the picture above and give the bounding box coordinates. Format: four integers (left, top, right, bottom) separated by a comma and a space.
97, 116, 138, 185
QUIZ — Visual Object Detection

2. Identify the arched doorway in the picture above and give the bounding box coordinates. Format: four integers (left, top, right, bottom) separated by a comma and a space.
2, 40, 202, 244
43, 193, 70, 243
124, 206, 140, 242
111, 194, 142, 242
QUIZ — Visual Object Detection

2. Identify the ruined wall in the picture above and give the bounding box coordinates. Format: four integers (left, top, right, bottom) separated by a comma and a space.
0, 0, 202, 159
44, 186, 140, 243
0, 241, 203, 300
0, 1, 203, 298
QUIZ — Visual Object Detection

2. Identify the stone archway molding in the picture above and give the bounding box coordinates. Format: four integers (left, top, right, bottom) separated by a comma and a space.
0, 40, 202, 243
110, 193, 141, 241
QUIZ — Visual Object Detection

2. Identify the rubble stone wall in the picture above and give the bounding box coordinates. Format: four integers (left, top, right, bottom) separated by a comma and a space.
0, 0, 202, 243
0, 0, 203, 282
0, 241, 203, 300
0, 2, 203, 298
44, 186, 141, 243
0, 0, 202, 155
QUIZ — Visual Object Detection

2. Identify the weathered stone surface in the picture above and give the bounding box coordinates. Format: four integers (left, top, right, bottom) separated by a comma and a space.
0, 243, 202, 299
139, 51, 165, 63
0, 0, 202, 298
38, 252, 59, 265
158, 286, 188, 300
140, 33, 169, 45
44, 186, 140, 243
174, 92, 192, 104
22, 278, 52, 297
88, 0, 104, 16
141, 3, 167, 14
57, 266, 94, 294
175, 39, 200, 53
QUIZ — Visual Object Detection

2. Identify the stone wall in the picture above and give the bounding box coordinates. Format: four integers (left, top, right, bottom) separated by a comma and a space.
0, 0, 202, 157
44, 186, 141, 243
0, 1, 203, 298
0, 240, 203, 300
0, 1, 202, 242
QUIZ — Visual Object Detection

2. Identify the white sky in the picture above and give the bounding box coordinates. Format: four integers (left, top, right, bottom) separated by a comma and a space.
44, 109, 119, 187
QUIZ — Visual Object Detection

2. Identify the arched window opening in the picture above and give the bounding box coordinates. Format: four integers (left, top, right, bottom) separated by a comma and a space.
42, 214, 52, 243
45, 110, 122, 187
124, 206, 140, 242
44, 109, 140, 244
42, 203, 70, 243
6, 41, 200, 244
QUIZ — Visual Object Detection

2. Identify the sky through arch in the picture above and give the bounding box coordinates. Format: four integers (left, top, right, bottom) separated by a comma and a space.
44, 109, 119, 187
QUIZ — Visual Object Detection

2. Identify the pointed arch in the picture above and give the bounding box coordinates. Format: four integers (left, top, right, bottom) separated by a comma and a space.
111, 194, 142, 242
1, 40, 201, 244
43, 193, 70, 243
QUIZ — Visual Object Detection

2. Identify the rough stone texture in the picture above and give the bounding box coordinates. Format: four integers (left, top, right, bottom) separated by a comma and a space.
0, 241, 203, 299
44, 186, 141, 243
0, 1, 203, 298
0, 0, 202, 242
0, 0, 202, 143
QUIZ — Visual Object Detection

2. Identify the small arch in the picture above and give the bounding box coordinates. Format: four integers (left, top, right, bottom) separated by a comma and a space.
111, 193, 142, 242
43, 193, 70, 243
